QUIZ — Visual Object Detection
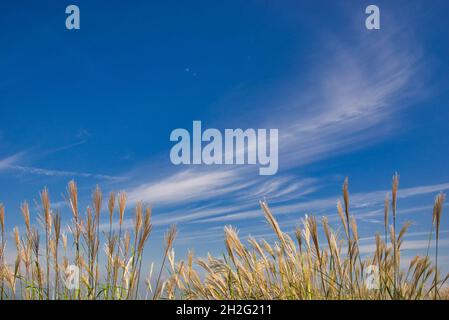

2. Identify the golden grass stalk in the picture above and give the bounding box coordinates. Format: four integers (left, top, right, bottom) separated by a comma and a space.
92, 185, 102, 296
384, 193, 389, 245
153, 224, 177, 300
67, 180, 81, 299
391, 173, 399, 297
0, 203, 4, 300
342, 178, 353, 292
53, 212, 61, 299
432, 192, 445, 299
40, 188, 52, 299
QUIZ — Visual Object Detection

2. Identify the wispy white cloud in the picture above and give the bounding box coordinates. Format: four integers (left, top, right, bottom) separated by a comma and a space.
275, 35, 420, 169
0, 153, 23, 171
1, 137, 123, 183
0, 150, 123, 181
37, 139, 88, 157
127, 169, 249, 206
358, 238, 449, 255
8, 165, 123, 181
358, 230, 449, 243
197, 181, 449, 223
126, 167, 317, 217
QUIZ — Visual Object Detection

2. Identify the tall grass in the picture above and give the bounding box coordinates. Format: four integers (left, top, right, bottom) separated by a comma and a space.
0, 175, 447, 300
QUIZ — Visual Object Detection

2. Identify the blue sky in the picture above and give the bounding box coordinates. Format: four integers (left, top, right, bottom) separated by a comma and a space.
1, 1, 449, 269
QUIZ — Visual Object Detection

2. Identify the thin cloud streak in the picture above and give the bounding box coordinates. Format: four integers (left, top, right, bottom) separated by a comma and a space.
126, 167, 317, 211
126, 169, 251, 206
0, 153, 23, 171
197, 181, 449, 223
8, 165, 124, 181
0, 150, 123, 181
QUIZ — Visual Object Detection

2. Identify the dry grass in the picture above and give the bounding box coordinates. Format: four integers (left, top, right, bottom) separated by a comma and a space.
0, 175, 447, 300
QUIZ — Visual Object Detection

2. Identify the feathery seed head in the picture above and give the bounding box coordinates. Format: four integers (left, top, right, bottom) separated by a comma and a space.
40, 187, 51, 228
0, 203, 4, 234
108, 192, 116, 221
93, 185, 103, 219
67, 180, 79, 221
118, 192, 127, 225
433, 192, 446, 238
21, 201, 31, 234
392, 173, 399, 213
343, 177, 350, 221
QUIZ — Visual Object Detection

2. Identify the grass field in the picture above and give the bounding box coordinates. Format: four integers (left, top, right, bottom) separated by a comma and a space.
0, 174, 447, 300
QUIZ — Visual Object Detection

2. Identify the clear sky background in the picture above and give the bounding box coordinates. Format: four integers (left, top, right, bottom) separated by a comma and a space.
1, 0, 449, 271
